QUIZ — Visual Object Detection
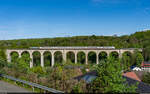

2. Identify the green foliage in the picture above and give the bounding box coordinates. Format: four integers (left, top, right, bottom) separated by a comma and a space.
0, 30, 149, 50
142, 72, 150, 84
1, 60, 81, 93
0, 49, 6, 60
121, 52, 132, 71
89, 57, 138, 93
16, 57, 30, 73
110, 51, 119, 60
72, 80, 87, 93
77, 52, 85, 64
0, 59, 7, 69
88, 52, 96, 64
67, 52, 75, 63
121, 50, 144, 71
1, 30, 150, 93
132, 50, 144, 67
33, 51, 41, 66
135, 52, 144, 67
11, 52, 19, 63
43, 52, 51, 67
21, 52, 30, 64
54, 51, 63, 64
72, 83, 82, 93
99, 52, 107, 62
1, 30, 150, 64
8, 55, 30, 74
143, 46, 150, 61
30, 66, 46, 75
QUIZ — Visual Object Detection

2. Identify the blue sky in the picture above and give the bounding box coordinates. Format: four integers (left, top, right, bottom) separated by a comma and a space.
0, 0, 150, 40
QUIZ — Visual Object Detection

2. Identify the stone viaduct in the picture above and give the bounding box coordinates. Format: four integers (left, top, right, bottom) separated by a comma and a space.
6, 47, 142, 68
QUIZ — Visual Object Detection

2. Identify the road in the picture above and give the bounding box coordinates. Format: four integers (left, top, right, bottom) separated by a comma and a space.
0, 80, 32, 93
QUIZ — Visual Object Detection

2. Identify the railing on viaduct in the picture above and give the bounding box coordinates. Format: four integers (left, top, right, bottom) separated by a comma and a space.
6, 46, 142, 68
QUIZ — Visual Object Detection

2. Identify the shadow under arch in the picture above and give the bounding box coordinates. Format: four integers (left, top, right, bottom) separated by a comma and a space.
32, 51, 41, 66
88, 51, 96, 64
122, 51, 132, 57
99, 51, 108, 62
66, 51, 75, 63
43, 51, 52, 67
54, 51, 63, 65
21, 51, 30, 64
110, 51, 119, 59
10, 51, 19, 63
122, 51, 133, 69
77, 51, 85, 64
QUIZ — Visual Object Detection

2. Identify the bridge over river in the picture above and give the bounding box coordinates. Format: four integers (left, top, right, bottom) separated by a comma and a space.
6, 46, 142, 68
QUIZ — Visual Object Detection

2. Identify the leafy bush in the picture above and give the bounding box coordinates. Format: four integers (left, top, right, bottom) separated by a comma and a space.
72, 80, 87, 93
30, 66, 45, 74
89, 57, 138, 93
142, 72, 150, 84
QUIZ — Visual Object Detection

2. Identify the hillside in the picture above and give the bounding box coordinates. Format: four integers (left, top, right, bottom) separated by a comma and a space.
0, 30, 150, 49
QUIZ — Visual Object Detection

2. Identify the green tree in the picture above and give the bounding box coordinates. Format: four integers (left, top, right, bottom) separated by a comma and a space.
143, 46, 150, 61
135, 52, 144, 67
132, 50, 144, 67
72, 80, 87, 93
89, 58, 137, 93
0, 49, 7, 69
15, 54, 30, 73
121, 52, 132, 71
77, 52, 85, 64
0, 49, 6, 60
99, 52, 107, 62
11, 52, 19, 63
142, 72, 150, 85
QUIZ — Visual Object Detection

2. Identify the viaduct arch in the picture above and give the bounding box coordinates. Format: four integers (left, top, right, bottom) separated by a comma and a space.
6, 47, 142, 68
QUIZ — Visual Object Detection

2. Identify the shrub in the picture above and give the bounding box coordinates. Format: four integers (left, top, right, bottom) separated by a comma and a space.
142, 72, 150, 84
89, 57, 138, 93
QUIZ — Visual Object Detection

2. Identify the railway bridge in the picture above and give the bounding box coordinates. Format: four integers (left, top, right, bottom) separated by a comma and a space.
6, 46, 142, 68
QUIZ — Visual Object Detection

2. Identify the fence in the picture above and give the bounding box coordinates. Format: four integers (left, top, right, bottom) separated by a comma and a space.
0, 74, 64, 93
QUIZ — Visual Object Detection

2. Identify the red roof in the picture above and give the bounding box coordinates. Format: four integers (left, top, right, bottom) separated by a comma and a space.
123, 72, 141, 81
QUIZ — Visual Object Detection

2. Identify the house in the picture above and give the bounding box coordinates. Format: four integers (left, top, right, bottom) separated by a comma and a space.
141, 62, 150, 72
123, 72, 141, 81
74, 70, 150, 93
141, 62, 150, 68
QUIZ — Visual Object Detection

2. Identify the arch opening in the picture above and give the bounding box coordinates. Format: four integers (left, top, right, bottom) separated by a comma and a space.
122, 51, 132, 69
43, 51, 52, 67
99, 51, 107, 62
54, 51, 63, 65
110, 51, 119, 59
32, 51, 41, 66
10, 51, 19, 63
88, 51, 96, 64
123, 51, 132, 57
21, 51, 30, 64
77, 51, 85, 64
67, 51, 75, 63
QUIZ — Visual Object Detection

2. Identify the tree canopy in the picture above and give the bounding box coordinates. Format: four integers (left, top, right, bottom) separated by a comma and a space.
89, 58, 138, 93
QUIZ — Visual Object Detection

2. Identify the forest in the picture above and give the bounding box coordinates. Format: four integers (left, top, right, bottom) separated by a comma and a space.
0, 30, 150, 61
0, 30, 150, 93
0, 30, 149, 49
